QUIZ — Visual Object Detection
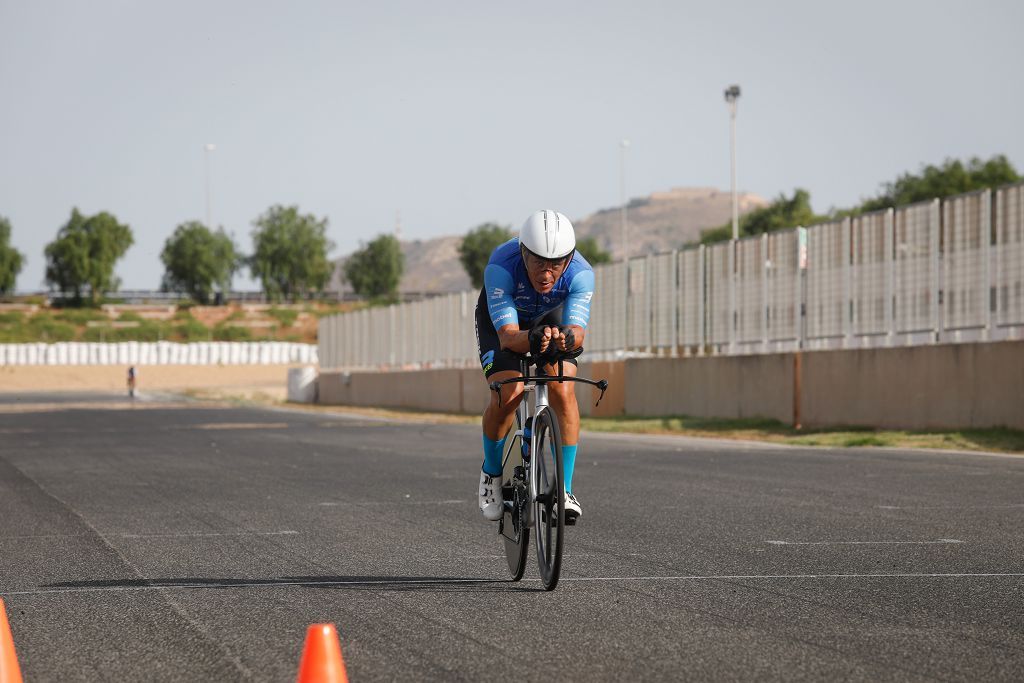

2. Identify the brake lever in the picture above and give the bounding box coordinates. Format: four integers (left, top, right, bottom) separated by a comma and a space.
594, 379, 608, 407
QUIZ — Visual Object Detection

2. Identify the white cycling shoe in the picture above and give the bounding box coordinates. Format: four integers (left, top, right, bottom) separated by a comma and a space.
563, 492, 582, 524
479, 470, 503, 521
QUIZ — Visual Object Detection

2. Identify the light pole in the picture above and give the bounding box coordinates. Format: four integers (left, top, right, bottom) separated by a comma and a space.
619, 139, 630, 261
204, 143, 216, 228
724, 85, 740, 240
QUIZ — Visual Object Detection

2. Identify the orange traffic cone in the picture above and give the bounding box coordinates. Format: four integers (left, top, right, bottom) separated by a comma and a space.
0, 598, 24, 683
296, 623, 348, 683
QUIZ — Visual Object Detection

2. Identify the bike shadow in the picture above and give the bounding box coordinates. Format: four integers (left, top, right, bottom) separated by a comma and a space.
41, 575, 545, 594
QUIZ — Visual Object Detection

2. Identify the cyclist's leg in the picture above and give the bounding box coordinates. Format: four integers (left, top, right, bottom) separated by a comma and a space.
475, 290, 526, 476
542, 360, 580, 494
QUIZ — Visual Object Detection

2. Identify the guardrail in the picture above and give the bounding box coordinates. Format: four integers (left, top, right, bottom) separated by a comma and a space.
0, 341, 317, 366
318, 182, 1024, 369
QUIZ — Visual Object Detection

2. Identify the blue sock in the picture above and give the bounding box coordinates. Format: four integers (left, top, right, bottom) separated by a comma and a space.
562, 444, 578, 494
481, 434, 506, 477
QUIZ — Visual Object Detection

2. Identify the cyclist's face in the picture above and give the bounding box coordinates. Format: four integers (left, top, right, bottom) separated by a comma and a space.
524, 252, 568, 293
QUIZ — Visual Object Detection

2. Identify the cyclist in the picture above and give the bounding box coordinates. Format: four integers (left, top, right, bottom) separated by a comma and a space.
475, 209, 594, 523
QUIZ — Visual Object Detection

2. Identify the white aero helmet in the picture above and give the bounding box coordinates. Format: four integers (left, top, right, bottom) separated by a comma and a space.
519, 210, 576, 261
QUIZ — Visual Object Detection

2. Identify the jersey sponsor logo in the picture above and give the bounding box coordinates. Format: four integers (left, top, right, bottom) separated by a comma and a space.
490, 287, 505, 299
481, 349, 495, 373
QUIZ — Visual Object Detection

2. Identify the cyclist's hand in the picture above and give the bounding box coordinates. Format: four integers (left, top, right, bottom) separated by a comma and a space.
556, 325, 576, 352
528, 325, 557, 358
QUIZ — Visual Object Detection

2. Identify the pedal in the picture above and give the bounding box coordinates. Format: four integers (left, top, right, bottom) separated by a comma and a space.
564, 512, 579, 526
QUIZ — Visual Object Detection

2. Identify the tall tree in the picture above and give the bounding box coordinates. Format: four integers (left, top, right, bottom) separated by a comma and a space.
0, 216, 25, 296
161, 222, 240, 304
700, 189, 823, 244
44, 208, 133, 304
858, 155, 1020, 212
457, 222, 513, 288
343, 234, 404, 300
249, 205, 334, 301
576, 236, 612, 265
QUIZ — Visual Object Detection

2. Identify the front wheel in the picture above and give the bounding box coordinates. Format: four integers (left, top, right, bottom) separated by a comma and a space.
532, 408, 564, 591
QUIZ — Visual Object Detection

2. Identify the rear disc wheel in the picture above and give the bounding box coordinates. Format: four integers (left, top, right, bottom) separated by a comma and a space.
500, 415, 529, 581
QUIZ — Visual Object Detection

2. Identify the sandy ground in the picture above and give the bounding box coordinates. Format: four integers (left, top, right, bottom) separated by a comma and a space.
0, 364, 300, 396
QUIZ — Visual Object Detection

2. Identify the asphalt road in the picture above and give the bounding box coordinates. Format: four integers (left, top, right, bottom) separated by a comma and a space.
1, 393, 1022, 681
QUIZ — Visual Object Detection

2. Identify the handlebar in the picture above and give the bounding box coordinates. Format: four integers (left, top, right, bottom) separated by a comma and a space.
488, 350, 610, 407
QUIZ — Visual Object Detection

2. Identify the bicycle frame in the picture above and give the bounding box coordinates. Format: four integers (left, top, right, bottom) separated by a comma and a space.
491, 354, 608, 587
491, 356, 608, 511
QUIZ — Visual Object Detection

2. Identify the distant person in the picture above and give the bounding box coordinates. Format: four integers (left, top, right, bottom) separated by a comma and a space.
127, 366, 137, 398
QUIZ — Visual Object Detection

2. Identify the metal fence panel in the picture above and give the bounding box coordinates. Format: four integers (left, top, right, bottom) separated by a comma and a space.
894, 200, 940, 334
649, 252, 677, 350
626, 256, 650, 349
996, 183, 1024, 326
766, 230, 799, 342
736, 235, 766, 345
850, 209, 893, 337
590, 261, 626, 353
707, 242, 732, 345
806, 218, 849, 340
942, 189, 991, 331
678, 247, 704, 347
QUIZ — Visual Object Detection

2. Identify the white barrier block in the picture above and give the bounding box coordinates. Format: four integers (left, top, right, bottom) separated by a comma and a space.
287, 366, 317, 403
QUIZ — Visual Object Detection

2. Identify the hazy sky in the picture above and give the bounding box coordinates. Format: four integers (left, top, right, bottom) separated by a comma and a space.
2, 0, 1022, 291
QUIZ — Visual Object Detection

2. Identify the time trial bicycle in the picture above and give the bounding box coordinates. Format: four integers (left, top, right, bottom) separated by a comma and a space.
489, 350, 608, 591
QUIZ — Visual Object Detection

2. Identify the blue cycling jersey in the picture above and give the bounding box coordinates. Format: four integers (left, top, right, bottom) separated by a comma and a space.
483, 238, 595, 329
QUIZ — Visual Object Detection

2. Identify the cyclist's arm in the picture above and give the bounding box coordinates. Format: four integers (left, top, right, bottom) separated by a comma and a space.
484, 264, 529, 352
496, 324, 533, 354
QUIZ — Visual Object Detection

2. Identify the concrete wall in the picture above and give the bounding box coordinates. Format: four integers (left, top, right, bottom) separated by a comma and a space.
577, 361, 626, 417
800, 341, 1024, 430
319, 368, 471, 412
624, 353, 792, 422
317, 341, 1024, 430
319, 363, 624, 416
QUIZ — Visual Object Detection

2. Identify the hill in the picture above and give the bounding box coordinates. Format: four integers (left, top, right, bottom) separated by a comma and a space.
331, 186, 766, 294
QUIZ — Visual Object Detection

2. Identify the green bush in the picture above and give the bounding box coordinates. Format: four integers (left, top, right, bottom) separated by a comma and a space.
171, 319, 210, 342
53, 308, 108, 325
173, 307, 194, 321
213, 324, 253, 341
226, 309, 246, 322
80, 320, 168, 342
117, 311, 145, 322
0, 311, 24, 325
27, 317, 77, 342
266, 307, 299, 327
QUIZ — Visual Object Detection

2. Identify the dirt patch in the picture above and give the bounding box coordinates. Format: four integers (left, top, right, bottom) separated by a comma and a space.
0, 364, 301, 393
